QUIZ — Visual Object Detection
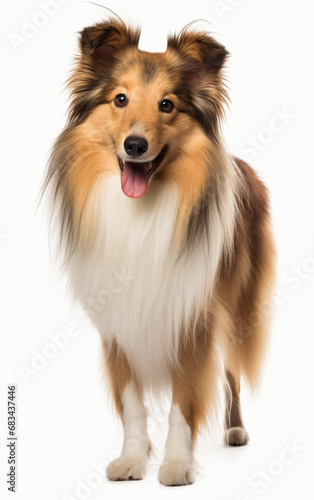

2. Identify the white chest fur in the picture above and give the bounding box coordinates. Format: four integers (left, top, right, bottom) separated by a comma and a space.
68, 174, 215, 388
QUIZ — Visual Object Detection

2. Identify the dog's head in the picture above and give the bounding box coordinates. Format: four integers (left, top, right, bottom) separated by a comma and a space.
67, 19, 229, 199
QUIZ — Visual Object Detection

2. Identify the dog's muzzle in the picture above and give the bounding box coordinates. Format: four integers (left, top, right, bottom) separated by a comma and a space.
118, 144, 168, 199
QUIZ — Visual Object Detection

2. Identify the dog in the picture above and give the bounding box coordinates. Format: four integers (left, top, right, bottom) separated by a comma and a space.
43, 18, 276, 486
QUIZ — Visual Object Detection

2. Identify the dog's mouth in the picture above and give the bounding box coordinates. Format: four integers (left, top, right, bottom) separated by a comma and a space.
118, 145, 168, 199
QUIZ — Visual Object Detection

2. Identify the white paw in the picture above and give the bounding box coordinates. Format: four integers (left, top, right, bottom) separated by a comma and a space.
158, 460, 195, 486
224, 427, 250, 446
106, 456, 146, 481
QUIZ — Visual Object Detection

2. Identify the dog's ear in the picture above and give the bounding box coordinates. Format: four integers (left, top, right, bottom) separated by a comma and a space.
167, 29, 228, 77
79, 19, 140, 67
67, 20, 140, 123
167, 29, 229, 139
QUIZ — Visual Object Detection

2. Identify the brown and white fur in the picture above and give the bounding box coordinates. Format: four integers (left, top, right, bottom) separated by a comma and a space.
43, 18, 276, 486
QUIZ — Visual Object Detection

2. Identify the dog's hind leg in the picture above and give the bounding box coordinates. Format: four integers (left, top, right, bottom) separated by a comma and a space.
224, 370, 250, 446
102, 340, 151, 481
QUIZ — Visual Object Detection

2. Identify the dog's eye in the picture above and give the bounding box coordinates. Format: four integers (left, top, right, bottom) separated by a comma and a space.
114, 94, 128, 107
159, 99, 174, 113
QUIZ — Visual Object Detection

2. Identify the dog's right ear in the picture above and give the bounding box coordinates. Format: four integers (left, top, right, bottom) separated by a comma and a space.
79, 19, 140, 67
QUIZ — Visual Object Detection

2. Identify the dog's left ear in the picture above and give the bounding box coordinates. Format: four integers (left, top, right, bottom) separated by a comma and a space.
167, 29, 228, 75
167, 29, 229, 139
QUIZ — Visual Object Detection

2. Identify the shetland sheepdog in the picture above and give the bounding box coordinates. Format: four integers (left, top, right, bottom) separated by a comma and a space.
43, 18, 276, 486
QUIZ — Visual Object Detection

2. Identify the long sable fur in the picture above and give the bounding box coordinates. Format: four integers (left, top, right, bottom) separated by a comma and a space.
43, 18, 233, 261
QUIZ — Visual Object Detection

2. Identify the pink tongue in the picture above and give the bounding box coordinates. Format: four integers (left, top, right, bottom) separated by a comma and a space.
121, 161, 151, 198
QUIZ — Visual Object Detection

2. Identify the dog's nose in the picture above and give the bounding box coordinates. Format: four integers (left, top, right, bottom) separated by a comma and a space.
124, 136, 148, 158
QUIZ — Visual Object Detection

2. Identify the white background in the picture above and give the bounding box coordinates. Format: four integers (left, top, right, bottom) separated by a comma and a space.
1, 1, 314, 499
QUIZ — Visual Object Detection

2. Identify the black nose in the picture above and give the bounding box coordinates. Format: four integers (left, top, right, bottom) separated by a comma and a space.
124, 136, 148, 158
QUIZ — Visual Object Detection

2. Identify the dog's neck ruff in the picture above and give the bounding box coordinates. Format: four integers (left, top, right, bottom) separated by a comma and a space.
67, 162, 238, 389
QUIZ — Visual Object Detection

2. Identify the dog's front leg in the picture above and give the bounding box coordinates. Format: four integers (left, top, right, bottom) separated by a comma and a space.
107, 381, 151, 481
106, 380, 151, 480
158, 402, 195, 486
158, 323, 218, 486
103, 342, 151, 481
